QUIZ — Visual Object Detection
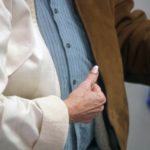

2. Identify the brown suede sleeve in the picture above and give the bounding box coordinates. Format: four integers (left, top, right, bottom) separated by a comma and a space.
115, 0, 150, 85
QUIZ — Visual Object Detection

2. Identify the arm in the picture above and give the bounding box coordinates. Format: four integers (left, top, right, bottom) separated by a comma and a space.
0, 1, 106, 150
0, 96, 69, 150
0, 1, 69, 150
115, 0, 150, 85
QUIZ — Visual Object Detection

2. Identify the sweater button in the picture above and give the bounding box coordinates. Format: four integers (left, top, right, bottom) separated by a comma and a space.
54, 8, 58, 14
66, 43, 71, 48
73, 80, 77, 85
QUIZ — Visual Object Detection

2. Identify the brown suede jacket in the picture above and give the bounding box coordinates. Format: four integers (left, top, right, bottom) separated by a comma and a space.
74, 0, 150, 150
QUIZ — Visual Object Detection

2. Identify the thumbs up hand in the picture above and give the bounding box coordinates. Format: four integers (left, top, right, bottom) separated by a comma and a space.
64, 66, 106, 123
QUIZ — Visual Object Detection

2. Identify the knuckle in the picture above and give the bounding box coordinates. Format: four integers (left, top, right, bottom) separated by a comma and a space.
100, 94, 106, 103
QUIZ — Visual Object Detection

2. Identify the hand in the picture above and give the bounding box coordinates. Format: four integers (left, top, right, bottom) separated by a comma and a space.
64, 66, 106, 123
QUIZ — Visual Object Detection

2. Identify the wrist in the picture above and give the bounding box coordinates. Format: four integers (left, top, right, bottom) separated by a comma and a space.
64, 99, 74, 123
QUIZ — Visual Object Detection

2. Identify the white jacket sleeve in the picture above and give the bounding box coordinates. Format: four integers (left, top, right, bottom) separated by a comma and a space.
0, 1, 69, 150
0, 95, 69, 150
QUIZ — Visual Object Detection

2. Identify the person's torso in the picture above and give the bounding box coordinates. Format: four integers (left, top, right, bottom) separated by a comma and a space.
35, 0, 99, 149
3, 0, 60, 99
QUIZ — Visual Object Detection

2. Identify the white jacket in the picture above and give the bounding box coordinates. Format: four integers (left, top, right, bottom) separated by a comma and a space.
0, 0, 69, 149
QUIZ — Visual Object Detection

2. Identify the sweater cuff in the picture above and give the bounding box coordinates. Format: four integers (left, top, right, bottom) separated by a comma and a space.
33, 96, 69, 150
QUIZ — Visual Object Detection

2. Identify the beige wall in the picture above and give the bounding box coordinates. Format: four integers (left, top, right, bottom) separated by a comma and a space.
126, 0, 150, 150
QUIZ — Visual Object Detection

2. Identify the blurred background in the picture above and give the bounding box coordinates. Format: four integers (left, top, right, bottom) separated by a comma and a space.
126, 0, 150, 150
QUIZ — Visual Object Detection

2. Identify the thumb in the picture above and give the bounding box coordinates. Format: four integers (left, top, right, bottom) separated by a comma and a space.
80, 65, 99, 89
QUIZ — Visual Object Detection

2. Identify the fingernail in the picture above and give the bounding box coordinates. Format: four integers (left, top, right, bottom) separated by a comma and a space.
91, 65, 99, 74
